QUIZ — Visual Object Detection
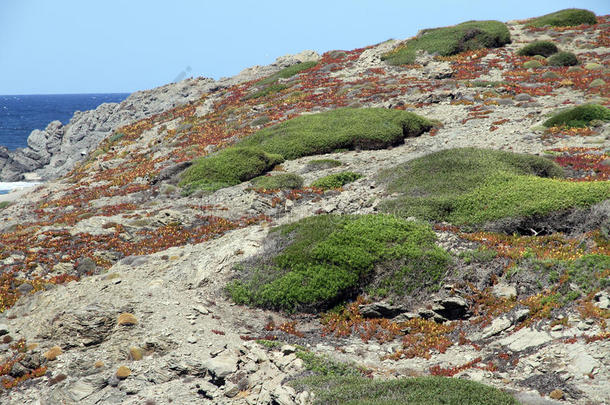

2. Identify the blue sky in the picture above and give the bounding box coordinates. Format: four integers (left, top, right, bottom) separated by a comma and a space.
1, 0, 608, 95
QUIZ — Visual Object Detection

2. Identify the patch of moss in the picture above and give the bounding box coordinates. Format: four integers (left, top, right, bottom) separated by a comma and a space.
528, 9, 597, 27
547, 51, 579, 67
238, 108, 434, 160
311, 171, 362, 190
379, 148, 608, 226
250, 173, 304, 189
517, 41, 558, 57
257, 61, 318, 86
382, 20, 510, 65
543, 104, 610, 128
0, 201, 10, 210
179, 147, 284, 194
290, 375, 520, 405
226, 214, 450, 312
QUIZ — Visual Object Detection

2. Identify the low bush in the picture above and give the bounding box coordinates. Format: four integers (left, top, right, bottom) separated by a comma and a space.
179, 147, 283, 194
257, 61, 318, 86
379, 148, 609, 226
547, 51, 579, 67
522, 60, 543, 69
0, 201, 10, 210
382, 20, 511, 65
290, 375, 520, 405
250, 173, 304, 189
243, 83, 289, 100
311, 171, 362, 190
517, 41, 558, 57
543, 104, 610, 128
226, 214, 450, 312
238, 108, 434, 160
528, 9, 597, 27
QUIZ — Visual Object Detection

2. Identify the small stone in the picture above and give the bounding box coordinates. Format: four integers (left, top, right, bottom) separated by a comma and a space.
281, 345, 296, 355
594, 291, 610, 309
17, 283, 34, 294
492, 283, 517, 299
224, 381, 240, 398
187, 335, 198, 344
514, 94, 532, 102
0, 324, 9, 336
44, 346, 63, 361
117, 313, 138, 326
549, 389, 564, 400
129, 347, 143, 361
116, 366, 131, 379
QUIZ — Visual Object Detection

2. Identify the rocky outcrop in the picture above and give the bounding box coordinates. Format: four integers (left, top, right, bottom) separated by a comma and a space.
0, 50, 320, 182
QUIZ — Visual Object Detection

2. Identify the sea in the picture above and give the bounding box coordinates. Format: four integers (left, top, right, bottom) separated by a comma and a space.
0, 93, 130, 194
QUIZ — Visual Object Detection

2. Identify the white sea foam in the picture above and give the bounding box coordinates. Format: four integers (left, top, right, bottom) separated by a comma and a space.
0, 182, 41, 194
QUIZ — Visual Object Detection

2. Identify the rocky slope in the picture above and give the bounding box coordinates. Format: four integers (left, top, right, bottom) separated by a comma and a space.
0, 13, 609, 405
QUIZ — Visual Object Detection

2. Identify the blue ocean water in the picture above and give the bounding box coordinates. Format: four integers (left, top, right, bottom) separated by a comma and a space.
0, 93, 129, 194
0, 93, 130, 151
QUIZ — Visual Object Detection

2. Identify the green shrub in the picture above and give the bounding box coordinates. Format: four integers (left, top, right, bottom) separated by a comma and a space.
257, 61, 318, 86
250, 173, 304, 189
290, 375, 520, 405
528, 9, 597, 27
311, 171, 362, 190
109, 132, 125, 143
238, 108, 434, 160
518, 41, 558, 57
382, 20, 511, 65
305, 159, 343, 171
0, 201, 10, 210
243, 83, 289, 100
543, 104, 610, 128
522, 60, 543, 69
379, 148, 609, 225
179, 147, 283, 193
547, 51, 579, 67
226, 214, 450, 312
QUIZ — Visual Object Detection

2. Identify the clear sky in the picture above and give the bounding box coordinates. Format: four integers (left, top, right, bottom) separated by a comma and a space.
1, 0, 608, 95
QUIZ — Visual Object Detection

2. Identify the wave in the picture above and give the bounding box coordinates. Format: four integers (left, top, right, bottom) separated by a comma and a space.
0, 181, 41, 193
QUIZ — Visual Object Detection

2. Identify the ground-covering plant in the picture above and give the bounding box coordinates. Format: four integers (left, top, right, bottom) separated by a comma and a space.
547, 51, 579, 67
379, 148, 609, 226
311, 171, 362, 190
238, 108, 434, 160
243, 83, 289, 100
250, 173, 304, 189
543, 104, 610, 128
290, 375, 520, 405
381, 20, 510, 65
527, 9, 597, 27
181, 108, 432, 193
0, 202, 10, 210
257, 61, 318, 86
179, 147, 283, 193
517, 41, 558, 57
226, 214, 450, 312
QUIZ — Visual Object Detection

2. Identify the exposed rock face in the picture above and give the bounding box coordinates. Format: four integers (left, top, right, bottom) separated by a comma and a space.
0, 50, 321, 181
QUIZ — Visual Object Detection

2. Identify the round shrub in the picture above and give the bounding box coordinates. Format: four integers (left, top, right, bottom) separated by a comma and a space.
226, 214, 450, 312
523, 60, 543, 69
544, 104, 610, 128
250, 173, 304, 189
528, 9, 597, 27
547, 51, 579, 67
311, 171, 362, 190
518, 41, 558, 57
